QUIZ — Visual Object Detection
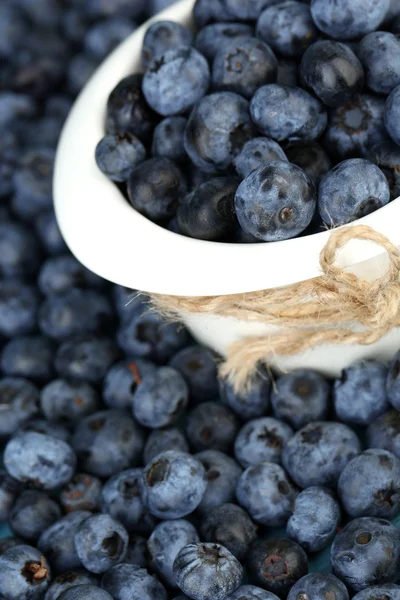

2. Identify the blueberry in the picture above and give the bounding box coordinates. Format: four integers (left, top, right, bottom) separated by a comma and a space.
142, 21, 193, 69
219, 369, 271, 421
101, 564, 167, 600
75, 514, 128, 574
226, 585, 280, 600
60, 474, 102, 513
35, 211, 68, 256
257, 1, 317, 59
83, 0, 146, 19
338, 449, 400, 519
358, 33, 400, 96
18, 419, 71, 443
0, 130, 17, 199
148, 519, 200, 587
55, 334, 119, 383
318, 159, 390, 226
287, 574, 349, 600
9, 490, 62, 543
285, 143, 332, 186
277, 59, 299, 87
59, 585, 112, 600
200, 503, 257, 560
0, 471, 21, 523
44, 571, 96, 600
12, 147, 54, 219
39, 256, 105, 297
143, 428, 189, 466
84, 19, 136, 61
174, 543, 243, 600
100, 469, 153, 533
367, 410, 400, 459
184, 92, 256, 172
234, 417, 293, 468
40, 379, 99, 424
149, 0, 178, 14
169, 345, 219, 403
286, 487, 341, 552
234, 137, 287, 180
323, 94, 388, 160
177, 177, 239, 241
71, 410, 144, 478
186, 402, 239, 453
385, 85, 400, 146
248, 538, 308, 598
0, 544, 51, 600
195, 450, 242, 514
1, 335, 55, 381
39, 289, 113, 341
387, 350, 400, 410
250, 85, 327, 143
152, 117, 187, 163
331, 517, 400, 591
236, 462, 298, 526
106, 74, 159, 144
334, 361, 389, 426
193, 0, 237, 28
127, 157, 186, 222
38, 511, 92, 573
143, 47, 210, 117
0, 377, 39, 440
282, 421, 361, 488
0, 280, 38, 340
368, 141, 400, 200
125, 534, 149, 568
112, 287, 150, 323
103, 359, 157, 410
195, 23, 254, 61
117, 312, 190, 364
0, 221, 40, 279
224, 0, 285, 21
67, 54, 98, 97
0, 536, 24, 556
352, 585, 400, 600
95, 134, 146, 182
310, 0, 390, 40
300, 41, 364, 108
234, 161, 316, 241
141, 450, 207, 519
0, 92, 37, 128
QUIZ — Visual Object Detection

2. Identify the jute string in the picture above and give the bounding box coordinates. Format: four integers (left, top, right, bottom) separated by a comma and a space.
150, 225, 400, 391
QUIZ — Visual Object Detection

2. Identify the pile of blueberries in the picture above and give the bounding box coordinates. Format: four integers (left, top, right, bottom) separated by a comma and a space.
96, 0, 400, 242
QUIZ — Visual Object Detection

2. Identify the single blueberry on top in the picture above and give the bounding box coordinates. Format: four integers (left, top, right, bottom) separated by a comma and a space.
358, 32, 400, 96
234, 161, 316, 242
169, 345, 219, 403
367, 410, 400, 459
173, 543, 243, 600
186, 402, 240, 453
285, 143, 331, 186
234, 417, 293, 467
282, 421, 361, 488
338, 449, 400, 519
200, 503, 257, 560
95, 133, 146, 182
152, 117, 187, 163
219, 369, 271, 421
195, 23, 254, 61
142, 21, 193, 69
310, 0, 390, 40
300, 40, 364, 108
195, 450, 242, 514
234, 137, 287, 180
287, 574, 349, 600
0, 544, 51, 600
9, 490, 62, 543
331, 517, 400, 591
101, 564, 167, 600
385, 85, 400, 146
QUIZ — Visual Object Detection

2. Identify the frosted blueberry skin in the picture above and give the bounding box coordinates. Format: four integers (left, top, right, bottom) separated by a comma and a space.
286, 487, 341, 552
9, 490, 62, 543
173, 543, 243, 600
95, 133, 146, 182
387, 349, 400, 411
333, 361, 389, 426
358, 32, 400, 96
338, 449, 400, 519
250, 85, 327, 143
84, 19, 136, 61
142, 47, 210, 117
256, 1, 318, 59
224, 0, 285, 21
142, 21, 193, 69
323, 94, 389, 160
385, 85, 400, 146
331, 517, 400, 591
195, 23, 254, 61
193, 0, 237, 28
212, 37, 277, 99
0, 280, 39, 338
367, 411, 400, 459
74, 513, 128, 574
200, 503, 257, 560
37, 511, 92, 573
287, 574, 349, 600
0, 544, 51, 600
368, 141, 400, 200
60, 473, 102, 513
318, 158, 390, 226
195, 450, 243, 514
4, 431, 76, 490
352, 584, 400, 600
226, 585, 280, 600
219, 370, 271, 421
169, 345, 219, 403
184, 92, 256, 173
58, 586, 113, 600
148, 519, 200, 588
177, 177, 239, 242
248, 538, 308, 598
144, 428, 189, 465
236, 462, 298, 526
0, 377, 39, 440
55, 335, 119, 384
234, 161, 316, 242
282, 421, 361, 489
101, 564, 167, 600
152, 117, 187, 163
186, 402, 240, 453
44, 571, 96, 600
234, 138, 287, 180
41, 379, 99, 423
141, 450, 207, 519
234, 417, 293, 468
310, 0, 390, 40
103, 359, 156, 409
300, 41, 364, 108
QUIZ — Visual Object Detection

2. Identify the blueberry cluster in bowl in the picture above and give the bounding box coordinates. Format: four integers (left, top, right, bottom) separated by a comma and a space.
96, 0, 400, 243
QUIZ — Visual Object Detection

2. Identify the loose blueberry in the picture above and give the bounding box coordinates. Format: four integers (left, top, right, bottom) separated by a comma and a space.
40, 379, 99, 424
358, 32, 400, 96
287, 574, 349, 600
43, 571, 96, 600
200, 503, 257, 560
103, 359, 156, 410
9, 490, 62, 543
60, 474, 102, 514
58, 585, 112, 600
195, 23, 254, 61
310, 0, 390, 40
367, 410, 400, 459
143, 428, 189, 465
0, 281, 39, 338
186, 402, 240, 453
55, 334, 119, 383
0, 544, 51, 600
234, 417, 293, 468
195, 450, 243, 514
352, 585, 400, 600
101, 564, 167, 600
219, 369, 271, 421
38, 255, 105, 297
0, 377, 39, 440
169, 345, 219, 403
75, 514, 128, 574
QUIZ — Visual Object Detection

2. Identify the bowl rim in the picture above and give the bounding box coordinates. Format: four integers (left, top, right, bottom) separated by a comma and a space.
53, 0, 400, 297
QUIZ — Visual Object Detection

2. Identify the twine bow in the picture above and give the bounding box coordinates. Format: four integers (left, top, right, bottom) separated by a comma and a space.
151, 225, 400, 391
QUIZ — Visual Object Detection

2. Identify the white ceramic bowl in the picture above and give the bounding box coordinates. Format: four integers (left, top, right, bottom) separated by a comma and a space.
54, 0, 400, 375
